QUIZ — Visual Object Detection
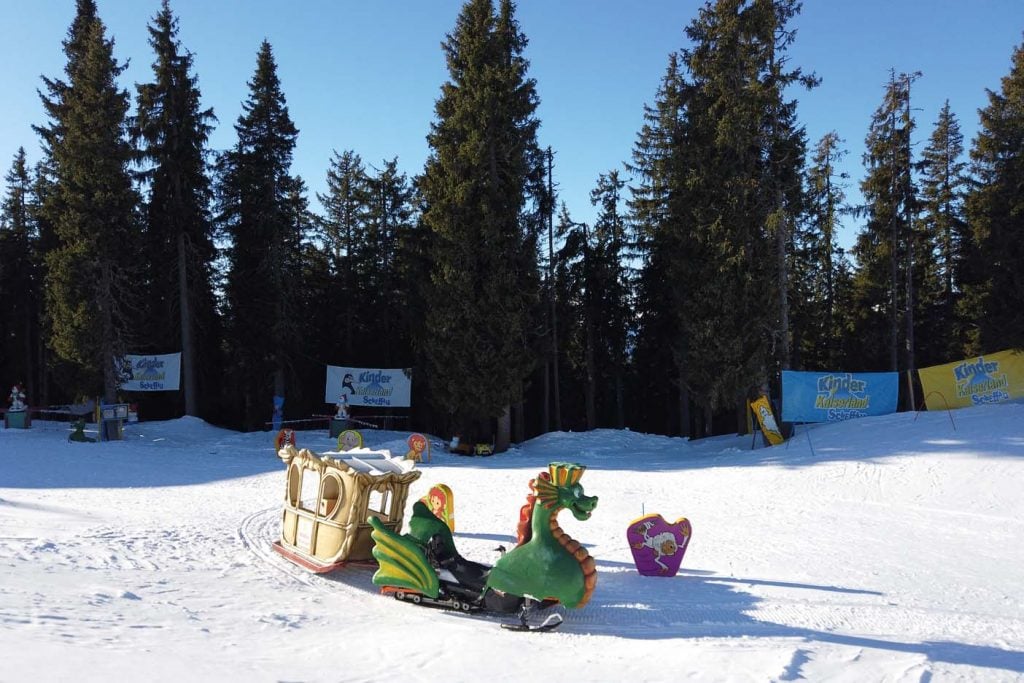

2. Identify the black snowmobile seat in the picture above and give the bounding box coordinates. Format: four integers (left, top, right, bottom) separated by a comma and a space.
426, 534, 491, 593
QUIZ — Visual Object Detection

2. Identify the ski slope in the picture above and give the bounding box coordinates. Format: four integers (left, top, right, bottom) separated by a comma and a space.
2, 404, 1023, 681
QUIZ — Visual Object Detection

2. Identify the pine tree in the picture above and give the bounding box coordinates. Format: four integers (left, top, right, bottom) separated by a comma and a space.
850, 71, 920, 373
588, 169, 631, 428
675, 0, 811, 421
317, 150, 370, 362
364, 158, 416, 366
629, 54, 693, 436
0, 148, 43, 399
966, 40, 1024, 352
134, 0, 219, 417
35, 0, 141, 402
314, 153, 414, 369
550, 203, 591, 431
793, 131, 852, 369
918, 101, 969, 361
217, 41, 307, 429
418, 0, 543, 449
753, 0, 817, 374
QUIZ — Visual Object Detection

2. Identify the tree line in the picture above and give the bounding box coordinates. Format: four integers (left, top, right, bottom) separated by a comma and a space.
1, 0, 1022, 446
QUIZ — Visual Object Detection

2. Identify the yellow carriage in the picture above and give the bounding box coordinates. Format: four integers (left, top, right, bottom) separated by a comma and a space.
273, 444, 421, 573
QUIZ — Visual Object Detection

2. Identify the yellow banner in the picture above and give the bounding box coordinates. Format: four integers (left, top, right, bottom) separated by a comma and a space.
918, 349, 1024, 410
749, 395, 784, 446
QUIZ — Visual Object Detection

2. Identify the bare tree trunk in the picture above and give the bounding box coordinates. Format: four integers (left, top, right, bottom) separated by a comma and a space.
178, 232, 197, 416
736, 396, 748, 436
547, 147, 562, 432
23, 306, 34, 405
776, 204, 790, 369
102, 348, 118, 404
678, 364, 690, 439
496, 404, 511, 453
542, 360, 550, 434
615, 372, 624, 429
903, 73, 917, 411
888, 71, 900, 372
770, 42, 791, 371
584, 318, 596, 430
513, 395, 524, 444
99, 265, 119, 405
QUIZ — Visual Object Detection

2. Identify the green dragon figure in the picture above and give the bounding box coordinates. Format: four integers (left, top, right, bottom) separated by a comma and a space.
369, 462, 598, 628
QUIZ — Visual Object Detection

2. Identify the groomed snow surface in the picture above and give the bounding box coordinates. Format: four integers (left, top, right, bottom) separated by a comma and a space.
2, 403, 1023, 682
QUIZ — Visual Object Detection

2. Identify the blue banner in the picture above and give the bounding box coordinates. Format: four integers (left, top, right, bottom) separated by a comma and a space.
782, 370, 899, 423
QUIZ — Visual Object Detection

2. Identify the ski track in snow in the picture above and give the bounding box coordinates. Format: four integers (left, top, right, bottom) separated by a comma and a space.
4, 409, 1024, 681
236, 504, 1023, 647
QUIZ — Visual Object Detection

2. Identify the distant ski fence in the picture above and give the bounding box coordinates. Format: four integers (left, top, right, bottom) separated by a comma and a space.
782, 349, 1024, 424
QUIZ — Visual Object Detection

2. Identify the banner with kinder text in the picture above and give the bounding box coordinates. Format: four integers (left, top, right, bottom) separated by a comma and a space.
120, 353, 181, 391
918, 349, 1024, 410
325, 366, 412, 408
782, 370, 899, 423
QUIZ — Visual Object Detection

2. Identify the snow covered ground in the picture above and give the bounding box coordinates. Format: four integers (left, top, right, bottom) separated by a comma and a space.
2, 403, 1023, 682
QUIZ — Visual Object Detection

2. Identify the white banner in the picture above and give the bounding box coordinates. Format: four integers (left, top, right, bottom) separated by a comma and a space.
325, 366, 412, 408
120, 353, 182, 392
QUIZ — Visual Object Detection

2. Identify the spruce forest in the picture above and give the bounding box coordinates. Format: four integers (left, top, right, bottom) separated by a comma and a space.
1, 0, 1022, 446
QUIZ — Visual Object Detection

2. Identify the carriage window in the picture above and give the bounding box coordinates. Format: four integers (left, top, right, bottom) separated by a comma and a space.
367, 489, 391, 519
299, 470, 319, 513
320, 473, 343, 518
287, 463, 301, 507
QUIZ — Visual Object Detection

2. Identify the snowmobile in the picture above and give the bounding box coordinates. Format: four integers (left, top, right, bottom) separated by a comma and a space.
369, 462, 599, 631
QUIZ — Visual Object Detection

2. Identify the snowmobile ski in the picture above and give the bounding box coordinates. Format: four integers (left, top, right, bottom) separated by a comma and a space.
500, 612, 564, 632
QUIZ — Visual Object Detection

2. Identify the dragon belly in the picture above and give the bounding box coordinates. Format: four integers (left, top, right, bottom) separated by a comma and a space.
487, 541, 586, 608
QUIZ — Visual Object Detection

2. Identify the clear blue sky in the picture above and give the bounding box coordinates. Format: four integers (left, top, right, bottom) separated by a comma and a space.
1, 1, 1021, 252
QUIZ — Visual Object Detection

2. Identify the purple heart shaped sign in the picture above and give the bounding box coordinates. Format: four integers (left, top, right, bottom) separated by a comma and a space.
627, 513, 692, 577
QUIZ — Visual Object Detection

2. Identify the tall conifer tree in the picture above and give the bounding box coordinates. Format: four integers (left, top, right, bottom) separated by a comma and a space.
134, 0, 219, 417
588, 170, 631, 428
317, 150, 369, 362
364, 158, 416, 365
966, 41, 1024, 352
850, 71, 924, 374
673, 0, 811, 422
418, 0, 543, 448
0, 148, 43, 398
918, 101, 969, 362
629, 54, 695, 436
218, 41, 306, 429
36, 0, 140, 402
792, 132, 855, 370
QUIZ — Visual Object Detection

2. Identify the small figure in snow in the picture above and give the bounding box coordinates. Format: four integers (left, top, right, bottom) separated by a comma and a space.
8, 384, 27, 412
405, 433, 428, 462
335, 393, 350, 422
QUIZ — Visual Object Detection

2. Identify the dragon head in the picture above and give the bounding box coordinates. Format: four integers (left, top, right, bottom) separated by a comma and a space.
534, 462, 598, 521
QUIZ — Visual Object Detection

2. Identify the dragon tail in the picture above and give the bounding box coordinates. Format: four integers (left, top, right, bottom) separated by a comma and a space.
369, 517, 440, 598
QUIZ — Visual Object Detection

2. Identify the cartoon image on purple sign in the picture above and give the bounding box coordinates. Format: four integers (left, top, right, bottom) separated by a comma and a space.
627, 513, 692, 577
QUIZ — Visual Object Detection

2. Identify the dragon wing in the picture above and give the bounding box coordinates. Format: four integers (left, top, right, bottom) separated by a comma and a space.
369, 517, 440, 598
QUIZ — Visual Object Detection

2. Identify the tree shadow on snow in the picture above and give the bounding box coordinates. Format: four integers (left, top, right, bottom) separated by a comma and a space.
288, 532, 1024, 677
565, 563, 1024, 677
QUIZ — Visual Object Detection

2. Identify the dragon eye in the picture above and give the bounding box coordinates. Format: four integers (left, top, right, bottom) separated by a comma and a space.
571, 484, 582, 497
